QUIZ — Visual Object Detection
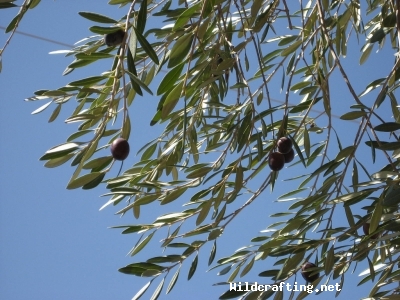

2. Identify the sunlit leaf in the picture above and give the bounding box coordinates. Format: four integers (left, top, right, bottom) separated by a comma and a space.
79, 11, 118, 23
67, 172, 104, 189
130, 231, 156, 256
131, 281, 151, 300
168, 33, 194, 68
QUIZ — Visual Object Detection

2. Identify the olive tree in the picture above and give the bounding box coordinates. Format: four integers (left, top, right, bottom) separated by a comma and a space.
2, 0, 400, 299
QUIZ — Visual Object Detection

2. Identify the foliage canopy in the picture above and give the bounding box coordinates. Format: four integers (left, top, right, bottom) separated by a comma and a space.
2, 0, 400, 299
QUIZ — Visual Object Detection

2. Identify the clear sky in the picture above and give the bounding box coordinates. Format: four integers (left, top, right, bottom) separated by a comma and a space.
0, 1, 396, 300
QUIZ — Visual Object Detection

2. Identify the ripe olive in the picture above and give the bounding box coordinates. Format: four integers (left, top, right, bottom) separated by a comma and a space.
301, 262, 319, 283
277, 137, 293, 154
104, 29, 125, 47
363, 223, 380, 239
111, 138, 130, 161
283, 148, 295, 163
268, 152, 285, 171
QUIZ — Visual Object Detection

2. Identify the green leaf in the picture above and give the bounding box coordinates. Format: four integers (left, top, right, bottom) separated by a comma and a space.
352, 161, 358, 192
130, 231, 156, 256
235, 165, 243, 191
196, 200, 212, 225
166, 267, 180, 294
125, 70, 153, 95
186, 166, 212, 179
129, 25, 137, 62
208, 228, 223, 240
161, 81, 184, 119
359, 44, 373, 65
286, 52, 296, 75
65, 114, 95, 124
253, 2, 277, 33
230, 82, 248, 89
133, 27, 159, 65
335, 146, 355, 162
208, 241, 217, 266
188, 253, 198, 280
44, 153, 75, 168
369, 28, 389, 43
274, 290, 283, 300
227, 264, 241, 282
303, 127, 310, 158
141, 143, 157, 160
157, 63, 184, 95
168, 33, 194, 68
173, 2, 201, 31
48, 104, 62, 123
89, 26, 121, 34
127, 48, 143, 96
373, 122, 400, 132
40, 143, 81, 161
240, 257, 255, 277
83, 156, 113, 170
67, 172, 103, 189
68, 76, 106, 87
82, 172, 105, 190
132, 281, 152, 300
383, 187, 400, 206
31, 101, 52, 115
328, 189, 376, 205
370, 202, 382, 233
281, 40, 302, 56
278, 35, 297, 46
259, 269, 280, 277
340, 111, 367, 120
150, 278, 164, 300
359, 78, 386, 97
28, 0, 41, 9
161, 187, 187, 205
78, 11, 118, 23
374, 87, 387, 108
136, 0, 148, 34
5, 14, 20, 33
325, 246, 334, 275
219, 289, 247, 299
365, 141, 400, 151
0, 2, 18, 9
67, 130, 93, 142
122, 114, 131, 140
237, 113, 252, 152
290, 81, 312, 91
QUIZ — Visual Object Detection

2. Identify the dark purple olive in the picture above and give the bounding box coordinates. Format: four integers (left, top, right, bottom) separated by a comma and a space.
104, 29, 125, 47
111, 138, 130, 161
283, 148, 295, 163
301, 262, 319, 283
269, 152, 285, 171
363, 223, 380, 239
277, 137, 293, 154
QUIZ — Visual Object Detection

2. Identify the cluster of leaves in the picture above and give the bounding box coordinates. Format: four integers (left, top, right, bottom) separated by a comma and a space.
3, 0, 400, 299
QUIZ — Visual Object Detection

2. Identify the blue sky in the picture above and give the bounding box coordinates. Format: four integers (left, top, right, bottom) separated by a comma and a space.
1, 1, 397, 299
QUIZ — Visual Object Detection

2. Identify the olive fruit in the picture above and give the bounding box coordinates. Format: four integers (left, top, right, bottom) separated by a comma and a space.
277, 137, 292, 154
104, 29, 125, 47
363, 223, 380, 239
301, 262, 319, 283
283, 148, 295, 163
111, 138, 130, 161
268, 152, 285, 171
212, 55, 224, 78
